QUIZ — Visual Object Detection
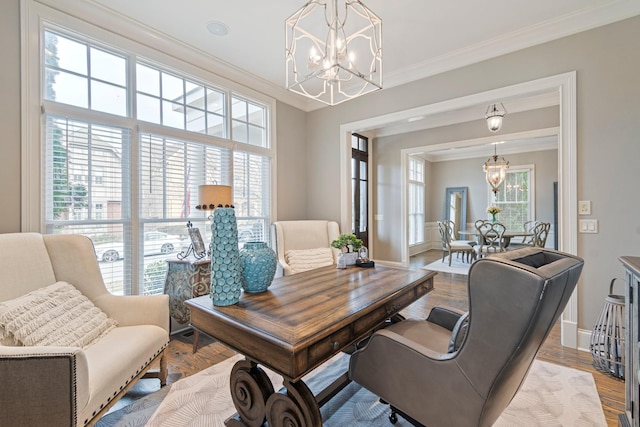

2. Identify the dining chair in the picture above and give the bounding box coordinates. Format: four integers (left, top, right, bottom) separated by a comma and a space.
519, 220, 541, 244
474, 220, 506, 258
531, 222, 551, 247
437, 220, 476, 265
510, 221, 551, 249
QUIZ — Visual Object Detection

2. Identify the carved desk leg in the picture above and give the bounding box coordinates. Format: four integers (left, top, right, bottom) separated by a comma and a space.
226, 359, 275, 427
225, 359, 322, 427
266, 379, 322, 427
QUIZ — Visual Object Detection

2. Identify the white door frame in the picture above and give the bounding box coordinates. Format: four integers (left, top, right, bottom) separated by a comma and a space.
339, 71, 578, 348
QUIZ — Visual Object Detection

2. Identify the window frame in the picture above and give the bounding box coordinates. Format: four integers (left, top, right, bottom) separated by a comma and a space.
488, 164, 536, 230
21, 2, 277, 295
408, 156, 425, 246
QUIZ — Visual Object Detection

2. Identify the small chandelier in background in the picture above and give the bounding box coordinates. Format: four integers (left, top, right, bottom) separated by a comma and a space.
485, 103, 507, 132
285, 0, 382, 106
483, 143, 509, 197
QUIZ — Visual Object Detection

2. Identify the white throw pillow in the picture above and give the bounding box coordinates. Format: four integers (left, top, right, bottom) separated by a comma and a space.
285, 247, 334, 274
0, 281, 117, 348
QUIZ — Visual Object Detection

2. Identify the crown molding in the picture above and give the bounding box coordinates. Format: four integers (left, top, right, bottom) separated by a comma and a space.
383, 0, 640, 90
32, 0, 640, 113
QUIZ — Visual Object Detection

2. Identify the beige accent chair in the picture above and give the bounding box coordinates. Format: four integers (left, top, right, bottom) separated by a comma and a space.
0, 233, 169, 427
271, 220, 341, 276
349, 247, 584, 427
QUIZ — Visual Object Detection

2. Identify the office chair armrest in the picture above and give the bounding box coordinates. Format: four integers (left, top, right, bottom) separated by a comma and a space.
426, 306, 465, 331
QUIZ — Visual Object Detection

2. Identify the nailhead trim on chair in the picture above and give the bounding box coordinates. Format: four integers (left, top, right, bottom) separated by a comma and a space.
82, 341, 169, 426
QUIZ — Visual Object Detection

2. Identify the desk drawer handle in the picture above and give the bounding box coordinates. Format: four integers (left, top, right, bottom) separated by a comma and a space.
387, 304, 400, 315
331, 341, 340, 350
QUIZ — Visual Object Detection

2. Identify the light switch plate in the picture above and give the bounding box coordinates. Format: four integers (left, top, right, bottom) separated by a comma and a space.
579, 219, 598, 233
578, 200, 591, 215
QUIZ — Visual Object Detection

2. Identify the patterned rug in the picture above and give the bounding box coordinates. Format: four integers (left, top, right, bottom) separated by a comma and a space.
98, 352, 606, 426
422, 257, 472, 276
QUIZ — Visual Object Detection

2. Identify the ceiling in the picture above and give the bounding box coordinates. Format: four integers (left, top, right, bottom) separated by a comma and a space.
86, 0, 640, 113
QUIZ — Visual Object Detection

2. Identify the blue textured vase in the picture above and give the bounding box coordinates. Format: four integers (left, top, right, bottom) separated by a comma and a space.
209, 208, 242, 306
239, 242, 277, 293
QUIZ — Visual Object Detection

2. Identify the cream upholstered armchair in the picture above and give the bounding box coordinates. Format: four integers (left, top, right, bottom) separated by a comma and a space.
349, 247, 584, 427
0, 233, 169, 427
271, 220, 341, 276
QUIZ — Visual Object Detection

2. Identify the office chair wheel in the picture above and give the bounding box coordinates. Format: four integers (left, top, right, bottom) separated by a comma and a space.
389, 411, 398, 424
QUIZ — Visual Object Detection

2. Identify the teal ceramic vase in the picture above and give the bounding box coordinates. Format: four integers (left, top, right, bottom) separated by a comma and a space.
209, 208, 242, 306
239, 241, 277, 293
491, 213, 497, 223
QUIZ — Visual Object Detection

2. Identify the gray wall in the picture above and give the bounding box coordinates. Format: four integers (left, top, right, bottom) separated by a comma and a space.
0, 0, 21, 233
274, 101, 308, 221
306, 16, 640, 330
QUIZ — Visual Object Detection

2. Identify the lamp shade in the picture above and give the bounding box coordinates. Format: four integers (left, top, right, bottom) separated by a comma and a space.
483, 154, 509, 195
196, 185, 232, 210
485, 103, 506, 133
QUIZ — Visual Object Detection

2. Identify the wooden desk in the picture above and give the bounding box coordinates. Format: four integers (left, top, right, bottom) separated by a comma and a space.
458, 229, 532, 247
186, 265, 435, 426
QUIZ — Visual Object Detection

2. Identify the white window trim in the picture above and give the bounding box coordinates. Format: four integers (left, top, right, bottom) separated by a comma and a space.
21, 0, 277, 232
408, 157, 425, 247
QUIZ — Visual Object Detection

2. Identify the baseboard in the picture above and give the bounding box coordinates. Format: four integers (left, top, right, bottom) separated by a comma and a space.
561, 318, 578, 349
375, 259, 407, 269
577, 327, 593, 353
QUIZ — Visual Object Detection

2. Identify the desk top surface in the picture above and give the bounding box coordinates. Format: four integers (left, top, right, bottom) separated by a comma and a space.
187, 265, 435, 346
187, 265, 435, 379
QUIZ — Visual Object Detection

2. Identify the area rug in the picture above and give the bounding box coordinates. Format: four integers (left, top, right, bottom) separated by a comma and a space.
422, 257, 472, 276
97, 352, 606, 427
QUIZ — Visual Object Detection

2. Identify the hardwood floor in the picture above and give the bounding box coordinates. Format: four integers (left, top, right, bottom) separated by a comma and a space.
120, 250, 624, 426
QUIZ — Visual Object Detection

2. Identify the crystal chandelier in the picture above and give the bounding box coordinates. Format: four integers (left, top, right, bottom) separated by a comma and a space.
483, 143, 509, 196
485, 103, 507, 132
285, 0, 382, 106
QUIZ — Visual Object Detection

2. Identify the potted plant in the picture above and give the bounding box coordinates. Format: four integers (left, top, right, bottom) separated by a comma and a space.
331, 233, 364, 266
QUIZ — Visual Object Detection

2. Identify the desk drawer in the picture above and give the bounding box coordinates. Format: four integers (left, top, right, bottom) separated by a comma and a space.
308, 325, 352, 366
385, 281, 432, 316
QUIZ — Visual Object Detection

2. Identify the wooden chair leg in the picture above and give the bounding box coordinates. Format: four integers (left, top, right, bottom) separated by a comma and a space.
192, 328, 200, 354
159, 353, 168, 386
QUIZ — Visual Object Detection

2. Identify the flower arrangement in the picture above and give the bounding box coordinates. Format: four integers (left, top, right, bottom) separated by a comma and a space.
486, 205, 502, 223
486, 206, 502, 215
331, 233, 363, 253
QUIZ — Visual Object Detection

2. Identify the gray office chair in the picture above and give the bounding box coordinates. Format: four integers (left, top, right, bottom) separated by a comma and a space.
349, 247, 584, 427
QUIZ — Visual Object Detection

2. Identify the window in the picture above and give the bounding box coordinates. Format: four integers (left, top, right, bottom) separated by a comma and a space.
408, 157, 425, 246
44, 31, 128, 116
351, 133, 368, 247
491, 166, 535, 230
232, 96, 268, 147
136, 63, 227, 138
36, 26, 274, 296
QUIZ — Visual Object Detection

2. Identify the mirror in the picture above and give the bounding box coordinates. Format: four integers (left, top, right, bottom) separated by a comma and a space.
444, 187, 468, 237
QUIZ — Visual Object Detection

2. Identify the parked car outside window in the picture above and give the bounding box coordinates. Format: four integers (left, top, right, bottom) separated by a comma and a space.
94, 232, 185, 262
